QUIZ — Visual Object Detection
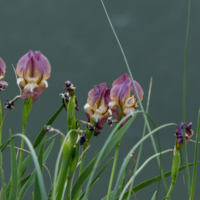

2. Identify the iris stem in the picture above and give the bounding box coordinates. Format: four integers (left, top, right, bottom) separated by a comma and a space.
79, 147, 86, 176
106, 137, 121, 200
65, 176, 72, 200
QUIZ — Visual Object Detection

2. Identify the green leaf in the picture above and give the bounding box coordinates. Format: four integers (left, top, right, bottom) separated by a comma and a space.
0, 151, 7, 200
79, 158, 113, 200
151, 191, 157, 200
9, 131, 18, 200
34, 139, 45, 200
14, 133, 47, 200
19, 139, 55, 200
72, 114, 135, 200
33, 105, 63, 149
117, 161, 200, 200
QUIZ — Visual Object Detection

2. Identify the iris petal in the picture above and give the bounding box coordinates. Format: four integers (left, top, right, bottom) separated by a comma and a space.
0, 57, 6, 80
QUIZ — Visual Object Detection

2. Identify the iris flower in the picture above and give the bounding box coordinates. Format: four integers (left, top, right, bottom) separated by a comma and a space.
109, 73, 144, 123
0, 58, 8, 91
16, 50, 51, 102
176, 122, 193, 149
84, 83, 111, 130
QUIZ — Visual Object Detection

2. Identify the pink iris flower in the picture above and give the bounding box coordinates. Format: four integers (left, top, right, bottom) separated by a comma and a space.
84, 83, 111, 130
16, 50, 51, 102
0, 58, 8, 91
109, 73, 144, 124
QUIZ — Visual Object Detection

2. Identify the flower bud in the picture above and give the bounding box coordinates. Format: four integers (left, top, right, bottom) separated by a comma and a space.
0, 58, 8, 91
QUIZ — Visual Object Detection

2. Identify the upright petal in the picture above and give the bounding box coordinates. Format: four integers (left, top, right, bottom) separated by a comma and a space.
16, 50, 33, 78
87, 85, 100, 108
96, 83, 109, 108
33, 51, 51, 80
23, 57, 43, 84
0, 57, 6, 80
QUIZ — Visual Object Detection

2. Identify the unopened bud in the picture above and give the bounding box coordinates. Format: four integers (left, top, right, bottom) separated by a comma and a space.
88, 123, 95, 131
5, 100, 14, 110
107, 117, 113, 126
94, 130, 100, 137
44, 125, 54, 132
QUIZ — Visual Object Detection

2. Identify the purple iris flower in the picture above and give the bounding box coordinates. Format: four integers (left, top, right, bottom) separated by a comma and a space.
84, 83, 111, 130
109, 73, 144, 124
0, 58, 8, 91
16, 50, 51, 102
176, 122, 193, 148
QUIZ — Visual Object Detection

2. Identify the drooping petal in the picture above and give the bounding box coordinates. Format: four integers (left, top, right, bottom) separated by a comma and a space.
33, 51, 51, 80
87, 85, 100, 108
23, 57, 43, 84
0, 57, 6, 80
95, 110, 112, 130
32, 80, 47, 102
16, 50, 33, 78
109, 101, 120, 121
84, 103, 94, 122
21, 83, 38, 100
130, 80, 144, 101
0, 80, 8, 91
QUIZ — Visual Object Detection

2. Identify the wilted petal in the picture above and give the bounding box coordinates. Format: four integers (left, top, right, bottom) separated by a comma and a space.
0, 80, 8, 91
0, 57, 6, 80
33, 51, 51, 80
84, 103, 94, 122
23, 57, 43, 84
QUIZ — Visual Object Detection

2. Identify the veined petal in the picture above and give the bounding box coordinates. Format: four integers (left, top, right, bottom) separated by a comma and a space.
96, 83, 109, 108
109, 101, 120, 121
16, 50, 33, 78
0, 57, 6, 80
111, 77, 131, 107
23, 57, 43, 84
33, 51, 51, 80
84, 103, 94, 122
87, 85, 100, 108
0, 80, 8, 91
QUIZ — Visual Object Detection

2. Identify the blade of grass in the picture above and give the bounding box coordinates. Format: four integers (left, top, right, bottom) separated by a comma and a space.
151, 191, 157, 200
119, 149, 172, 200
14, 133, 47, 200
190, 110, 200, 199
0, 151, 7, 200
116, 161, 200, 200
182, 0, 192, 196
34, 139, 45, 200
9, 131, 18, 200
101, 0, 168, 193
110, 123, 176, 200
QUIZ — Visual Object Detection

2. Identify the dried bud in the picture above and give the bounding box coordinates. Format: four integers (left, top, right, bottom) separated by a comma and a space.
107, 117, 113, 127
80, 133, 86, 145
88, 123, 95, 131
44, 125, 54, 132
64, 80, 76, 93
5, 100, 14, 110
94, 130, 100, 137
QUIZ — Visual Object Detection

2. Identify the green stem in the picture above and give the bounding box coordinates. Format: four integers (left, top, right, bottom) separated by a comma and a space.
166, 182, 175, 199
0, 101, 2, 145
65, 176, 72, 200
79, 148, 86, 176
182, 0, 192, 196
106, 139, 121, 200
